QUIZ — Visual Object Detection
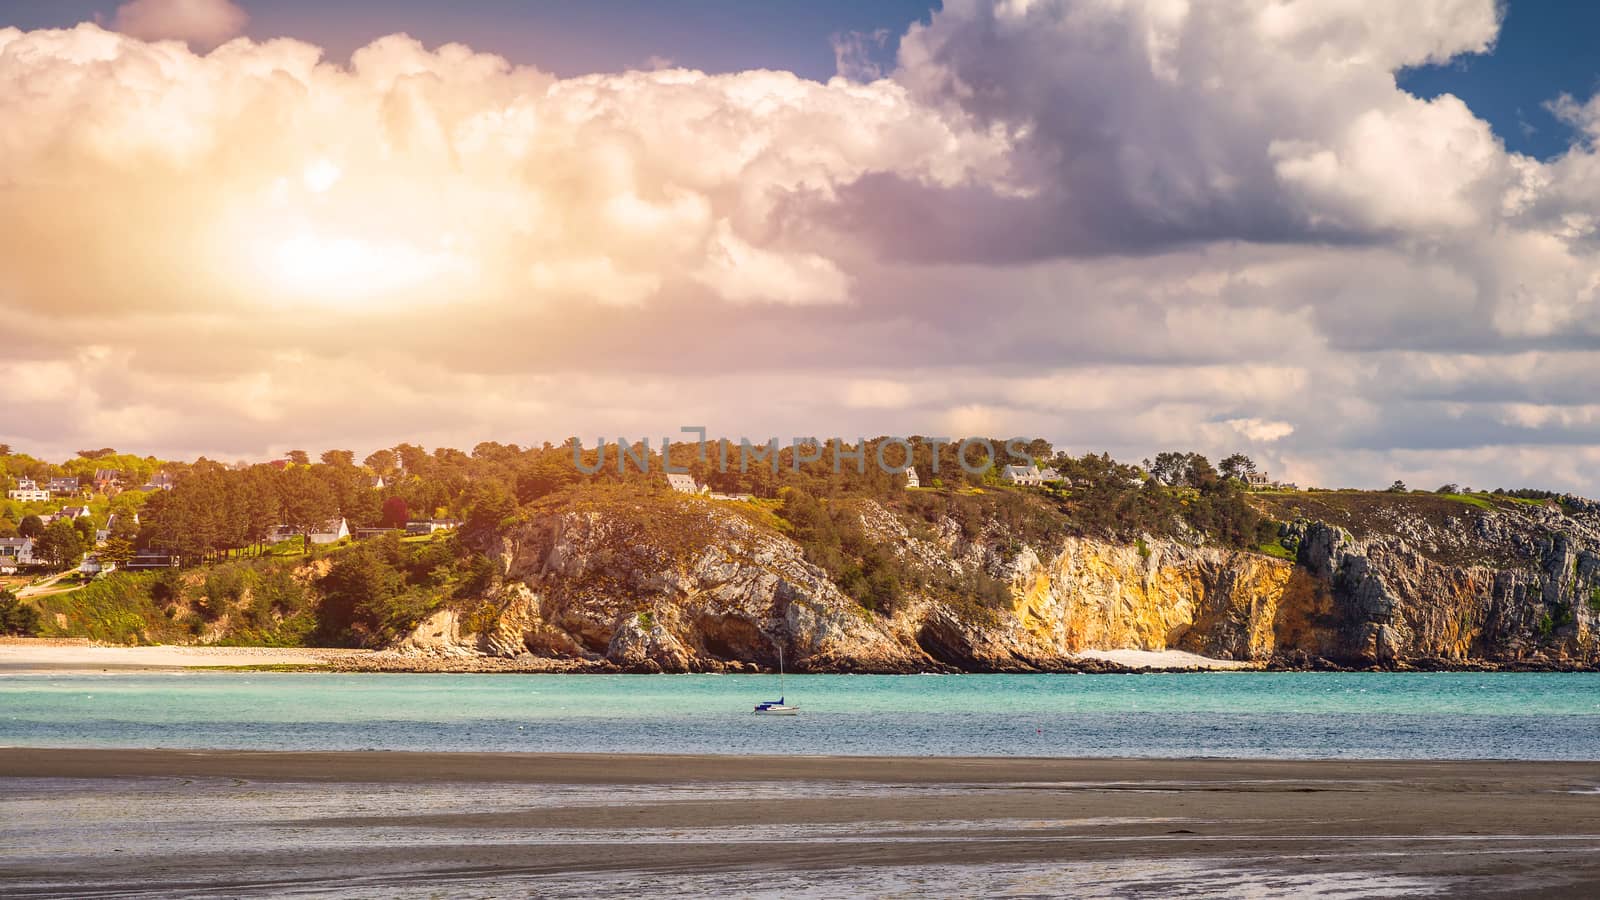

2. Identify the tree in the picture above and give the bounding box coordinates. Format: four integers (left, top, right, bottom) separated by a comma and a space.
321, 449, 355, 467
36, 517, 84, 570
317, 542, 405, 645
0, 518, 16, 538
1219, 453, 1257, 481
380, 496, 410, 528
461, 480, 516, 540
278, 467, 338, 554
0, 444, 11, 457
101, 536, 136, 569
76, 448, 117, 459
0, 589, 41, 636
1387, 480, 1409, 493
18, 515, 44, 539
1145, 452, 1189, 486
286, 450, 311, 466
363, 449, 397, 474
1436, 483, 1461, 494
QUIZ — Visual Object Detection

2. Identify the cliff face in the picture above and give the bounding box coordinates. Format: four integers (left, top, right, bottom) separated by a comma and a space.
403, 491, 1600, 671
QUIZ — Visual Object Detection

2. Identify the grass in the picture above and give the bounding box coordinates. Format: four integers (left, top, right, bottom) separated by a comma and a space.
1256, 541, 1297, 562
1437, 493, 1493, 510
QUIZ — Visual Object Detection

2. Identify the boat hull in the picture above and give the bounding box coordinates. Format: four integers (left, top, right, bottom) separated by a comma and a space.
752, 706, 799, 716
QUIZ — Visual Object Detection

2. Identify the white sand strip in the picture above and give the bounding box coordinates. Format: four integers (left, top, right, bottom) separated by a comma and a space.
1074, 648, 1256, 670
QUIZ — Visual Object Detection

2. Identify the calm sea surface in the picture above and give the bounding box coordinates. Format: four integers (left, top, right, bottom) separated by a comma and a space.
2, 671, 1599, 759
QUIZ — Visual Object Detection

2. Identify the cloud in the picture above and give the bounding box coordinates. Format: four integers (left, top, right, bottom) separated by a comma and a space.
856, 0, 1512, 257
6, 4, 1600, 498
112, 0, 249, 48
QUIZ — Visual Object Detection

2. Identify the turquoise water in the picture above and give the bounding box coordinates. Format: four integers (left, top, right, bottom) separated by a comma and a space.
3, 672, 1599, 759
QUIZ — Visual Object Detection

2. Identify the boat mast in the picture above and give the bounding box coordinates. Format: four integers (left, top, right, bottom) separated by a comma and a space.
779, 646, 785, 700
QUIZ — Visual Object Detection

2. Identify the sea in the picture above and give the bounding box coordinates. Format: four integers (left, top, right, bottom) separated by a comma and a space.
3, 671, 1599, 758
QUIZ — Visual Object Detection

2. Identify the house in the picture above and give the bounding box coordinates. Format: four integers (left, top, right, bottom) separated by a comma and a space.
14, 478, 38, 491
1000, 464, 1045, 486
93, 469, 124, 492
905, 467, 921, 489
405, 519, 460, 535
96, 512, 138, 545
369, 474, 387, 489
59, 505, 92, 520
48, 477, 82, 496
353, 526, 403, 540
125, 550, 179, 570
707, 491, 756, 502
269, 518, 350, 545
666, 473, 704, 494
140, 472, 176, 492
1037, 467, 1070, 486
78, 554, 115, 577
0, 537, 35, 572
1244, 472, 1272, 489
7, 488, 50, 503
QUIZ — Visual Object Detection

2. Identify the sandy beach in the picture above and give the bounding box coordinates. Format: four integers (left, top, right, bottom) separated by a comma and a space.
0, 639, 1265, 675
0, 639, 355, 672
3, 749, 1598, 898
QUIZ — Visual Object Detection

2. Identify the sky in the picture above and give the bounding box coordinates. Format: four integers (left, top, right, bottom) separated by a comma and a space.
4, 0, 1600, 494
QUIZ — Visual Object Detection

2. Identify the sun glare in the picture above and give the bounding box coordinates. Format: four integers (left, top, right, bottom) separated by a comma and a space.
302, 159, 343, 194
267, 232, 464, 303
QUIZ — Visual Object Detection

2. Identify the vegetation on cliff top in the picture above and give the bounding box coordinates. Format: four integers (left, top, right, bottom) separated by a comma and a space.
4, 439, 1591, 650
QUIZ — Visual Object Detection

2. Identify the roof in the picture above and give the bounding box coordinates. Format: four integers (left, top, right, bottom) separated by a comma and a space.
1001, 464, 1039, 477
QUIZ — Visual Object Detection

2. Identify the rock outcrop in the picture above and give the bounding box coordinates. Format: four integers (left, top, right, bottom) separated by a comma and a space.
397, 491, 1600, 672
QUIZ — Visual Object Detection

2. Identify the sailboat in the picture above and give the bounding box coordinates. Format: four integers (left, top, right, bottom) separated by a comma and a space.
753, 646, 799, 715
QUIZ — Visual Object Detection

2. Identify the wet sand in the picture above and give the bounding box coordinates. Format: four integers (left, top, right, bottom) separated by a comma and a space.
3, 750, 1599, 898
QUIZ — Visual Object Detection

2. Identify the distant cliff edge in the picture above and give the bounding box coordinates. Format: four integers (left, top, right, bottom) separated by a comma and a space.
388, 490, 1600, 672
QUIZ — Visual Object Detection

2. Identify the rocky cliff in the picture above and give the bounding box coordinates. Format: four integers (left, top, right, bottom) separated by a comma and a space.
398, 489, 1600, 672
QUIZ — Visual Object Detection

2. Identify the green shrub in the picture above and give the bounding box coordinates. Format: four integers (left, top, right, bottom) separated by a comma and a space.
0, 589, 41, 636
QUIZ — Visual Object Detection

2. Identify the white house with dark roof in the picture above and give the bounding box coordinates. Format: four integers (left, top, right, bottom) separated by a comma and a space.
904, 467, 920, 488
140, 472, 177, 492
59, 505, 92, 520
7, 488, 49, 503
665, 473, 704, 494
268, 518, 351, 545
48, 477, 82, 496
0, 537, 35, 571
1000, 464, 1044, 486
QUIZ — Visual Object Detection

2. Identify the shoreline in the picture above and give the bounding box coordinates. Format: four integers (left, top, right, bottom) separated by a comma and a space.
6, 749, 1600, 897
3, 638, 1596, 675
6, 747, 1600, 782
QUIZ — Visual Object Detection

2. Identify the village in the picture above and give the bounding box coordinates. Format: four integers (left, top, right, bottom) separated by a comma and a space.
1, 459, 460, 581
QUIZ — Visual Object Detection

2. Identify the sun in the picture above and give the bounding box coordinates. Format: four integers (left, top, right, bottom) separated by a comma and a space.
302, 159, 343, 194
267, 231, 462, 303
